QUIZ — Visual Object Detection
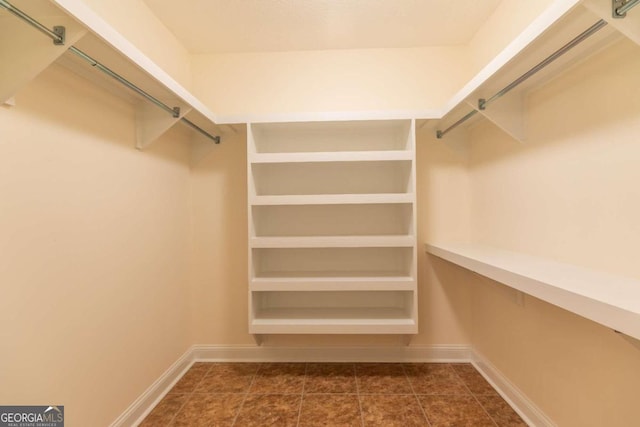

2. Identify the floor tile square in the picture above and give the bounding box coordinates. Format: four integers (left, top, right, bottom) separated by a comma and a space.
360, 394, 429, 426
356, 363, 412, 394
171, 393, 245, 427
305, 363, 357, 394
419, 395, 495, 427
404, 363, 469, 395
169, 363, 211, 394
451, 364, 499, 396
476, 394, 527, 427
299, 394, 361, 427
138, 393, 189, 426
250, 363, 307, 394
195, 363, 260, 393
234, 394, 301, 427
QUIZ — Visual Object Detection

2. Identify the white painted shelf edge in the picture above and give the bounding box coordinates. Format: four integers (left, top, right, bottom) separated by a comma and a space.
250, 279, 415, 292
249, 150, 412, 163
250, 193, 414, 206
250, 235, 415, 248
425, 242, 640, 341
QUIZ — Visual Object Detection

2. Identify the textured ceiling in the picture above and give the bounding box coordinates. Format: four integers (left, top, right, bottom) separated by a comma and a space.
143, 0, 502, 53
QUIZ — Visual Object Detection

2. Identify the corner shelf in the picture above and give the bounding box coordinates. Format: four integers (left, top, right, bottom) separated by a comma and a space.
426, 242, 640, 341
248, 119, 418, 335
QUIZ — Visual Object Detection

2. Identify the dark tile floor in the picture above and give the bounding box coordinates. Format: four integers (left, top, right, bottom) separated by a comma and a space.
139, 362, 527, 426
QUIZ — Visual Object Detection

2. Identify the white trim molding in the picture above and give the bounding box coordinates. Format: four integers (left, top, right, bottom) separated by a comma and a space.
110, 348, 195, 427
191, 344, 472, 363
111, 344, 554, 427
472, 350, 556, 427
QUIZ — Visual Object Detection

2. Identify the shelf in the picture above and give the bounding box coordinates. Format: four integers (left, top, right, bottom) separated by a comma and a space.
426, 242, 640, 340
250, 235, 415, 249
251, 307, 417, 334
433, 3, 623, 145
249, 150, 412, 164
251, 275, 415, 292
248, 119, 417, 336
2, 0, 225, 152
250, 193, 414, 206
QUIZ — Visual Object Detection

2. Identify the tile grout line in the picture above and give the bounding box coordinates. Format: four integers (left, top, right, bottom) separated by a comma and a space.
295, 363, 308, 427
230, 362, 262, 427
165, 362, 214, 427
354, 363, 365, 427
401, 363, 433, 427
450, 364, 500, 427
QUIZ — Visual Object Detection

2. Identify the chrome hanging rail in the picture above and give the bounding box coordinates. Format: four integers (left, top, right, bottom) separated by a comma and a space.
0, 0, 221, 144
613, 0, 640, 18
436, 19, 608, 139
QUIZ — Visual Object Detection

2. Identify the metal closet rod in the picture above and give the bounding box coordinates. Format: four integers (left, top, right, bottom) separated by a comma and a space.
615, 0, 640, 17
0, 0, 221, 145
436, 18, 608, 139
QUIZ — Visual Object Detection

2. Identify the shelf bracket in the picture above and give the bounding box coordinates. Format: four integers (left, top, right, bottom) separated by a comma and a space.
0, 14, 87, 104
583, 0, 640, 45
135, 102, 192, 150
466, 93, 526, 143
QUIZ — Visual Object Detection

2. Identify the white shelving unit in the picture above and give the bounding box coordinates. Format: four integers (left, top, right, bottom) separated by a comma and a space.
426, 242, 640, 341
248, 120, 418, 335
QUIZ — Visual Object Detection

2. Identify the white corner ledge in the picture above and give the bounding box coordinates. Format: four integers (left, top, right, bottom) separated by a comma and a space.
426, 242, 640, 341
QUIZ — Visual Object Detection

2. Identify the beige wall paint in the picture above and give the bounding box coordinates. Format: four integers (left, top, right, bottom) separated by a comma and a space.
78, 0, 193, 89
191, 47, 471, 117
463, 38, 640, 426
467, 0, 557, 75
0, 65, 192, 425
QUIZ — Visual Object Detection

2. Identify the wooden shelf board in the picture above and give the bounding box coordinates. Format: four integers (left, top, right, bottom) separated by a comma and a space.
251, 307, 416, 334
251, 276, 415, 292
249, 150, 412, 164
250, 235, 415, 248
250, 193, 414, 206
426, 242, 640, 340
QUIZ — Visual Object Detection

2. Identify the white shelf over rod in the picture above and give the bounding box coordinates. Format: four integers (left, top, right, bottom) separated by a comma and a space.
425, 242, 640, 341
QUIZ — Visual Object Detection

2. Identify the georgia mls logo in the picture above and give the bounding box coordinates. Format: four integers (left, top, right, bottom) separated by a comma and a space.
0, 405, 64, 427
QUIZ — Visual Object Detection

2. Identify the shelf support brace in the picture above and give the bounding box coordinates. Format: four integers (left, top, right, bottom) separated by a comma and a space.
135, 102, 192, 150
0, 3, 87, 103
612, 0, 640, 18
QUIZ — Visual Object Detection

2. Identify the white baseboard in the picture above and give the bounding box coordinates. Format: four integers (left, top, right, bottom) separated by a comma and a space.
112, 344, 555, 427
191, 344, 473, 363
472, 350, 556, 427
109, 348, 194, 427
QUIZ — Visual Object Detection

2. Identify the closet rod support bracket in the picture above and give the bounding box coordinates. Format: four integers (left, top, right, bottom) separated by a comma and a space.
478, 98, 487, 111
612, 0, 639, 18
172, 106, 180, 118
436, 130, 443, 139
53, 26, 65, 45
